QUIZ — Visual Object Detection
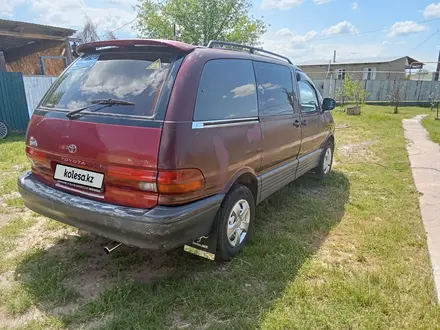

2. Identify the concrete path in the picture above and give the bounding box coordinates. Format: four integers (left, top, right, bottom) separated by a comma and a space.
403, 115, 440, 302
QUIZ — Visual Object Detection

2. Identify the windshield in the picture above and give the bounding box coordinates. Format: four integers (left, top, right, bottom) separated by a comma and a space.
41, 51, 172, 117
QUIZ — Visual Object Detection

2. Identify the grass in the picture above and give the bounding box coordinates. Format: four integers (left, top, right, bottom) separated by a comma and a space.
0, 135, 28, 171
0, 135, 28, 198
1, 106, 440, 329
422, 110, 440, 144
0, 217, 35, 239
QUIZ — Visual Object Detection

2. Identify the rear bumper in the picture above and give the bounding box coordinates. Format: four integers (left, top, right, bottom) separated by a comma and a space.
18, 172, 223, 250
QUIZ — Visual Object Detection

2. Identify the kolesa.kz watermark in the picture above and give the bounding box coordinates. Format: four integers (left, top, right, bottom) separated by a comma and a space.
63, 169, 95, 184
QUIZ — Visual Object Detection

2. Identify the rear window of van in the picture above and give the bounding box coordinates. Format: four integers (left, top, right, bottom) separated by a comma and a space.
41, 51, 173, 117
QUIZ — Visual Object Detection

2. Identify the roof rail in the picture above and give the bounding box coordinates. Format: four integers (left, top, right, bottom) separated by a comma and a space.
207, 40, 292, 65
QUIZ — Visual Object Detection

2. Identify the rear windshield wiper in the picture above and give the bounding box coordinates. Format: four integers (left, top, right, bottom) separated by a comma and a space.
66, 99, 135, 119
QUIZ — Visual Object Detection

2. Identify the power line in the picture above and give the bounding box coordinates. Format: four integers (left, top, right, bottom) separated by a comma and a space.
307, 17, 440, 43
411, 27, 440, 51
98, 17, 137, 38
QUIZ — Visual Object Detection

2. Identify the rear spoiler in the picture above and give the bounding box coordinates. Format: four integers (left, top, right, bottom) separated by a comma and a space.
76, 39, 196, 54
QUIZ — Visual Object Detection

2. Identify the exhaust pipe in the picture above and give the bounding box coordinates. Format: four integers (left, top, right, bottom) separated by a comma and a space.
104, 242, 122, 254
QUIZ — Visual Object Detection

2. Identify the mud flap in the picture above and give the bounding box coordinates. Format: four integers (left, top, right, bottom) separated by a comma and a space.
184, 220, 219, 261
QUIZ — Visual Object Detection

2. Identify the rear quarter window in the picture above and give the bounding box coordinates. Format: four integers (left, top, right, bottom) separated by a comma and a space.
254, 61, 295, 116
194, 59, 258, 121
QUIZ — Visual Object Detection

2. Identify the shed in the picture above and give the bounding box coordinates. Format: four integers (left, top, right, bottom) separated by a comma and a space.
0, 19, 76, 75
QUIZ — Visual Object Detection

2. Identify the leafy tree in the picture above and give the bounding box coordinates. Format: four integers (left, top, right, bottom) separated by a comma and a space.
344, 74, 368, 107
135, 0, 267, 46
335, 84, 347, 107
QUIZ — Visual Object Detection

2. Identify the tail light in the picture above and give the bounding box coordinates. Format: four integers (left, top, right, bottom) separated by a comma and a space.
26, 146, 51, 172
26, 146, 48, 164
105, 166, 158, 208
107, 166, 157, 191
26, 146, 53, 183
105, 167, 204, 208
157, 169, 204, 194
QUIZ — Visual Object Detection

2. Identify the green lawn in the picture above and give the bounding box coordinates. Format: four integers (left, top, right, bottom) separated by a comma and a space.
1, 106, 440, 329
422, 110, 440, 144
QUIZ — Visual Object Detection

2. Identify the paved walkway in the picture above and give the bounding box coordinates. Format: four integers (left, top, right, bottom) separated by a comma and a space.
403, 115, 440, 302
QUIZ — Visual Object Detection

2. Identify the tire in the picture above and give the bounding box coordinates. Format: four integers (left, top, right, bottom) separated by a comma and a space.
216, 185, 255, 261
316, 140, 334, 179
0, 120, 8, 140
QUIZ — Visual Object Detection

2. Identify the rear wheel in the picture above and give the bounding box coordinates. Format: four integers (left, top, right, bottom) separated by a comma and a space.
316, 140, 334, 179
0, 121, 8, 139
216, 185, 255, 261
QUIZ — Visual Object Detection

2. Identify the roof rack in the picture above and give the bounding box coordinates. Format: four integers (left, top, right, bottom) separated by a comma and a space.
207, 40, 292, 65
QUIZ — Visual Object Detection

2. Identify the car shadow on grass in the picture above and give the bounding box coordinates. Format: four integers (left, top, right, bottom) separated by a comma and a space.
13, 171, 350, 329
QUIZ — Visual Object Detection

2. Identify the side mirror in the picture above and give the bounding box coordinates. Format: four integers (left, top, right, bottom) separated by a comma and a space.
322, 98, 336, 111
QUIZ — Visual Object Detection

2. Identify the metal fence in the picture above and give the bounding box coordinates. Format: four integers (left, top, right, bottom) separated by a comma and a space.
23, 75, 57, 117
304, 70, 437, 82
308, 71, 440, 103
0, 72, 29, 133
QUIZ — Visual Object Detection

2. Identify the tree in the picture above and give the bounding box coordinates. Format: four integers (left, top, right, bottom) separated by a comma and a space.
388, 80, 405, 114
344, 74, 368, 107
429, 83, 440, 112
77, 16, 100, 43
135, 0, 267, 46
76, 16, 118, 44
105, 30, 117, 40
335, 84, 347, 107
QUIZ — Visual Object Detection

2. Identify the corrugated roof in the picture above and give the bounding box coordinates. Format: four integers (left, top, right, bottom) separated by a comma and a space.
0, 19, 76, 51
0, 19, 76, 36
297, 56, 421, 66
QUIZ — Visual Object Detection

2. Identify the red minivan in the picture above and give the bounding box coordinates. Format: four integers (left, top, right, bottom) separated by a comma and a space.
19, 39, 335, 260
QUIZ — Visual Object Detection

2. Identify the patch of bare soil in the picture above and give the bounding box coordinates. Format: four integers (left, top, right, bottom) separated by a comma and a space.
60, 236, 114, 302
5, 217, 75, 260
0, 212, 15, 229
0, 192, 21, 210
338, 140, 378, 162
336, 123, 351, 129
124, 249, 184, 283
48, 235, 182, 310
0, 306, 45, 329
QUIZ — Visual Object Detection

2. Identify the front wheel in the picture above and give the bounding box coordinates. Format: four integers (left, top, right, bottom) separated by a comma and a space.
0, 120, 8, 139
316, 140, 334, 179
216, 185, 255, 261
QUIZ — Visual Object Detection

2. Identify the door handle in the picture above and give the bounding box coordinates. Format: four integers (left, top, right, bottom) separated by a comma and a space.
301, 119, 308, 126
293, 120, 301, 128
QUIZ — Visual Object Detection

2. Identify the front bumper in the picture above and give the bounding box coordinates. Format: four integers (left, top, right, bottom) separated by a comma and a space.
18, 172, 223, 250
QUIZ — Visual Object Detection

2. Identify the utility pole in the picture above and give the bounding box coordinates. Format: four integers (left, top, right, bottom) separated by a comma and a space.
435, 48, 440, 81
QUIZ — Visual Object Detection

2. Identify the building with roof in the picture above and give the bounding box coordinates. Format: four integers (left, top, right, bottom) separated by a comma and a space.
298, 56, 423, 81
0, 19, 76, 75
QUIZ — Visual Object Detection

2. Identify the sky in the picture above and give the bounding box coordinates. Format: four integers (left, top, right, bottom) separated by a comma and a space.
1, 0, 440, 70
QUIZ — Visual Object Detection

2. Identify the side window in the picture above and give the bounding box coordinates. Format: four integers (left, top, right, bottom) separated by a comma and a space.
254, 61, 295, 116
194, 59, 258, 121
298, 78, 319, 113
